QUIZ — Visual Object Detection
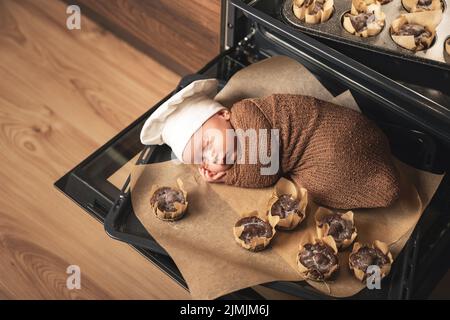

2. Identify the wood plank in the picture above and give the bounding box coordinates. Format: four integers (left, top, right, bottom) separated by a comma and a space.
0, 0, 189, 299
69, 0, 222, 75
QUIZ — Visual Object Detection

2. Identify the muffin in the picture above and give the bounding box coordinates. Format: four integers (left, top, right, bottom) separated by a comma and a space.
343, 0, 386, 37
402, 0, 442, 13
315, 207, 357, 250
149, 178, 187, 221
390, 11, 442, 51
293, 0, 334, 24
297, 236, 339, 281
349, 240, 393, 281
267, 179, 308, 230
233, 212, 278, 252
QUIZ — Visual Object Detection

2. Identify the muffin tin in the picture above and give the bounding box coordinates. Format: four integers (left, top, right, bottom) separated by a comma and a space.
282, 0, 450, 68
445, 37, 450, 63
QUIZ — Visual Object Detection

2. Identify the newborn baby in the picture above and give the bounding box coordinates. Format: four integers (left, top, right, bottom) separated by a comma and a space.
141, 79, 399, 209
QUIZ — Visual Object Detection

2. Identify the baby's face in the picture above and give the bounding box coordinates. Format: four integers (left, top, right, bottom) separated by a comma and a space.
182, 109, 236, 173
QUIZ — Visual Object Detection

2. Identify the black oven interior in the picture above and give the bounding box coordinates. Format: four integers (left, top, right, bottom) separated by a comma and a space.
56, 0, 450, 299
238, 0, 450, 96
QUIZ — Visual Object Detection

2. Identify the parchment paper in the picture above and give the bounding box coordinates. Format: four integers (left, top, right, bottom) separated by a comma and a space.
131, 56, 444, 299
215, 55, 334, 106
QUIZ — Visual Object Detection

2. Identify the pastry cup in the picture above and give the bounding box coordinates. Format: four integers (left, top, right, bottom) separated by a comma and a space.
233, 211, 279, 252
293, 0, 307, 20
390, 10, 442, 51
315, 207, 357, 250
402, 0, 442, 13
149, 178, 188, 221
297, 235, 339, 281
349, 240, 394, 282
293, 0, 334, 24
267, 179, 308, 230
342, 0, 386, 37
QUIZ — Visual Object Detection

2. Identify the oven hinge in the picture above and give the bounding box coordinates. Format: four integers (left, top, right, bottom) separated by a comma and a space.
236, 27, 259, 64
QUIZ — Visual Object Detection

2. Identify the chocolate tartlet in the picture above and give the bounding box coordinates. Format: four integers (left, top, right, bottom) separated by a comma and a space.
343, 0, 385, 37
233, 213, 277, 252
293, 0, 334, 24
349, 241, 393, 281
402, 0, 442, 13
270, 195, 300, 218
149, 179, 188, 221
267, 179, 308, 230
393, 23, 433, 50
150, 187, 184, 211
315, 208, 357, 250
390, 11, 441, 51
297, 236, 339, 281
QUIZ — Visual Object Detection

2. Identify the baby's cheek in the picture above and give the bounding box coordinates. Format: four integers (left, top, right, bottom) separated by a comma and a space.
206, 163, 232, 173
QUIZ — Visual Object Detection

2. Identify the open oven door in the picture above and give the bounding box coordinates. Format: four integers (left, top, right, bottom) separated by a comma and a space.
54, 50, 264, 299
56, 0, 450, 300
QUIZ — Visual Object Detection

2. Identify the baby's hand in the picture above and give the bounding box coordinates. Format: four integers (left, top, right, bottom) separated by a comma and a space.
198, 167, 226, 183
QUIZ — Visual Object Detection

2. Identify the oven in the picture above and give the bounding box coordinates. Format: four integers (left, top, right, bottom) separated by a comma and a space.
55, 0, 450, 299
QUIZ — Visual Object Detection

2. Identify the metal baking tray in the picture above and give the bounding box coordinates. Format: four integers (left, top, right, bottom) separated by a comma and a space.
282, 0, 450, 70
103, 63, 445, 298
104, 116, 443, 299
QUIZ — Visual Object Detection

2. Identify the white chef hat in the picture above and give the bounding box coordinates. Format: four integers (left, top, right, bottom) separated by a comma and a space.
140, 79, 226, 162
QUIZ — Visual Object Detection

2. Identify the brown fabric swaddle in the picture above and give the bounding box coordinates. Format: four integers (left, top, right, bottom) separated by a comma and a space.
224, 94, 400, 209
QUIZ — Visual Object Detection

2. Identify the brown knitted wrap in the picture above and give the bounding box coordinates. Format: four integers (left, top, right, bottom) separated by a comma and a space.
224, 94, 400, 209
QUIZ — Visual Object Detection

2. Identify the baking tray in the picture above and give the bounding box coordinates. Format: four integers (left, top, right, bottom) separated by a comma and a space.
104, 122, 439, 299
282, 0, 450, 70
103, 68, 441, 298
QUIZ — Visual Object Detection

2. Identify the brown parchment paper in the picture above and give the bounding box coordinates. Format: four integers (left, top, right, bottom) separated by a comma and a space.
215, 55, 334, 106
131, 164, 298, 299
130, 56, 444, 299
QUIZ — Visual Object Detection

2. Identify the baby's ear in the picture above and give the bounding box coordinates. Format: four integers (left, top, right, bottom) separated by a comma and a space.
217, 109, 231, 120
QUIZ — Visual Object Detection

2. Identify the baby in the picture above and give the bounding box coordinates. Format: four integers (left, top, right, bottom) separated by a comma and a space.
141, 79, 399, 210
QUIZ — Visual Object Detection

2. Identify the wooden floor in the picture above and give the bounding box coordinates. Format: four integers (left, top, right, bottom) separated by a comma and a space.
0, 0, 190, 299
